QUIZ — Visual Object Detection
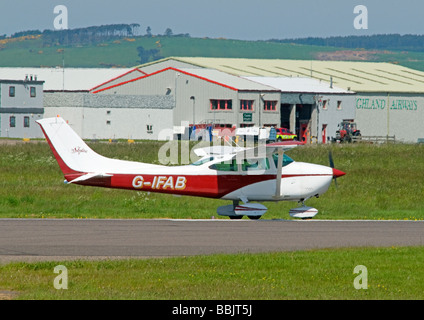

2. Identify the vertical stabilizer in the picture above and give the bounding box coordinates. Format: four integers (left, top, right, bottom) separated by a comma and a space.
36, 117, 107, 175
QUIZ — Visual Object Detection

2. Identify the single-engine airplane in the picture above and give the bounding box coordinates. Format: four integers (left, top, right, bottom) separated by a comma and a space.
37, 117, 345, 219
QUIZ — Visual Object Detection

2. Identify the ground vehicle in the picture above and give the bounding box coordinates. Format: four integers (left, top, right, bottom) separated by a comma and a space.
335, 121, 361, 143
275, 128, 297, 141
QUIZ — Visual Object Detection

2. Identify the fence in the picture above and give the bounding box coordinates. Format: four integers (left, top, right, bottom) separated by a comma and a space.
351, 135, 396, 143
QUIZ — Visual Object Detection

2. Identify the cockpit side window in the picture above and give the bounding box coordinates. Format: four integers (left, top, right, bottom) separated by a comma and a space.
209, 159, 237, 171
241, 158, 270, 171
210, 157, 271, 172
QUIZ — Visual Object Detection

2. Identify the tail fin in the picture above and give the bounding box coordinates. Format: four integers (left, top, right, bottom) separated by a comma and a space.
37, 117, 160, 182
36, 117, 109, 175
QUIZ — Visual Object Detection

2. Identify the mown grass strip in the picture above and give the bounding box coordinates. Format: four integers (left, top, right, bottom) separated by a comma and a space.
1, 247, 423, 300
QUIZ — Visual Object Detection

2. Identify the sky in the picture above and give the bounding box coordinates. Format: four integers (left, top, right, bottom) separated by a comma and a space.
1, 0, 424, 40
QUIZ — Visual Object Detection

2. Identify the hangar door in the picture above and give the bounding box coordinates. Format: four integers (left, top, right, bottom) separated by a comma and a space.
280, 104, 291, 129
280, 103, 312, 142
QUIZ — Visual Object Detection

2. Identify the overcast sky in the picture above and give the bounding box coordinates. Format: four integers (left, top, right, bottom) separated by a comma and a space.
1, 0, 423, 40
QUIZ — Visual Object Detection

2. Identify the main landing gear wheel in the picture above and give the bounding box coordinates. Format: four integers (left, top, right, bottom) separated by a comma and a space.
248, 215, 261, 220
217, 202, 267, 220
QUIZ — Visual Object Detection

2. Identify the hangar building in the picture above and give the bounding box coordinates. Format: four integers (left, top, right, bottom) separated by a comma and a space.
91, 67, 282, 140
3, 58, 424, 143
131, 57, 424, 143
91, 64, 355, 142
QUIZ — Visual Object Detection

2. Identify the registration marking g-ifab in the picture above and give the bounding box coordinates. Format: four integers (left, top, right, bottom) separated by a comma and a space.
132, 175, 187, 190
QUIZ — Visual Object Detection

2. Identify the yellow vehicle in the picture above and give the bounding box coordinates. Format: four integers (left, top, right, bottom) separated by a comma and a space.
276, 127, 297, 141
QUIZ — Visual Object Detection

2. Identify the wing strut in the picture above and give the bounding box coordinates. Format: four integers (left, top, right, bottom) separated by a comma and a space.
273, 148, 284, 199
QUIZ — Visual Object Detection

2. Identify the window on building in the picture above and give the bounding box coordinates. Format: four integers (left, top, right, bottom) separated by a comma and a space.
30, 87, 36, 98
210, 99, 232, 111
9, 86, 15, 97
240, 100, 254, 111
147, 125, 153, 133
216, 124, 232, 128
239, 123, 254, 128
264, 101, 277, 111
106, 120, 111, 125
10, 116, 16, 128
337, 100, 342, 110
24, 116, 30, 128
322, 100, 328, 110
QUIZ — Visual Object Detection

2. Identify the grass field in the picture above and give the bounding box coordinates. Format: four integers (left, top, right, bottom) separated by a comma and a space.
1, 247, 424, 300
0, 140, 423, 220
0, 36, 335, 68
1, 141, 424, 300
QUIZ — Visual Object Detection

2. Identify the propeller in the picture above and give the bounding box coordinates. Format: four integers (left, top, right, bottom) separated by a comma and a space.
329, 150, 334, 168
329, 150, 345, 188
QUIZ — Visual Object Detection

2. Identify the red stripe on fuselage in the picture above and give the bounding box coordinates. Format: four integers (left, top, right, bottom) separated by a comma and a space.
67, 173, 332, 199
111, 174, 274, 198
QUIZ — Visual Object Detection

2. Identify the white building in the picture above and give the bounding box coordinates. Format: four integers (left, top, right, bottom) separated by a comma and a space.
3, 58, 424, 143
0, 78, 44, 138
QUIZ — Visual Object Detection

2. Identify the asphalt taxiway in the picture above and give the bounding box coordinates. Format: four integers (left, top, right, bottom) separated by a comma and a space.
1, 219, 423, 263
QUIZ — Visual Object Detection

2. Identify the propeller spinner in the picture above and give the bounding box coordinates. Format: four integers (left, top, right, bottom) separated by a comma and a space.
329, 151, 346, 187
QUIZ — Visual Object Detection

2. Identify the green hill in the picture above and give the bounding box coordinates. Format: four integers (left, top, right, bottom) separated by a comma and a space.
0, 35, 339, 68
1, 31, 424, 71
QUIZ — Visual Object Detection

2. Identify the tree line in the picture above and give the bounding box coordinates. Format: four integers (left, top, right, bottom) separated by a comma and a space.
2, 24, 190, 47
270, 34, 424, 52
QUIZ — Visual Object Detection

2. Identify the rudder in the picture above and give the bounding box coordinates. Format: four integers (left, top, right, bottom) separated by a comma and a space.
37, 117, 106, 175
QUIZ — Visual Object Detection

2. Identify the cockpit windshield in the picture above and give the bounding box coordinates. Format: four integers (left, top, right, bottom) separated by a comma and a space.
272, 153, 294, 168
